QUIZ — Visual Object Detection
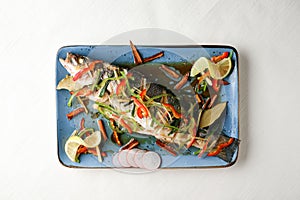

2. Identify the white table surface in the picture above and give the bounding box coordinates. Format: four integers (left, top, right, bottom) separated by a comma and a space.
1, 0, 299, 199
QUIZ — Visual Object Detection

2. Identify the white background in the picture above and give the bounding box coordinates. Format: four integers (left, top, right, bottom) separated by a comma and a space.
1, 0, 300, 199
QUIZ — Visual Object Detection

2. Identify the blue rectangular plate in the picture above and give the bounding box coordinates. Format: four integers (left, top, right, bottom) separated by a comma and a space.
56, 45, 239, 168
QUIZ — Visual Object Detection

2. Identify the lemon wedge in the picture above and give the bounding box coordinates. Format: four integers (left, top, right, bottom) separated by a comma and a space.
209, 58, 232, 80
191, 57, 232, 80
190, 57, 211, 77
64, 131, 102, 162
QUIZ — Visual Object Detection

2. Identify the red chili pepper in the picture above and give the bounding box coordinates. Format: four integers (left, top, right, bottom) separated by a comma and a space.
66, 107, 85, 120
136, 107, 144, 119
140, 89, 147, 100
80, 118, 85, 131
73, 60, 102, 81
156, 140, 177, 156
111, 114, 133, 134
211, 52, 229, 63
212, 79, 220, 93
207, 138, 235, 156
162, 103, 182, 119
131, 96, 149, 118
77, 145, 88, 155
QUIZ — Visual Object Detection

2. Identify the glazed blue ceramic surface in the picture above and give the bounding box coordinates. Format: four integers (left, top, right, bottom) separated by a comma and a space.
56, 45, 239, 168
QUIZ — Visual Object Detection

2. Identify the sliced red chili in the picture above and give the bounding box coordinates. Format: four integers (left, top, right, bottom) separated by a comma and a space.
211, 52, 229, 63
136, 107, 144, 119
131, 96, 149, 118
77, 145, 88, 155
140, 89, 147, 100
207, 138, 235, 156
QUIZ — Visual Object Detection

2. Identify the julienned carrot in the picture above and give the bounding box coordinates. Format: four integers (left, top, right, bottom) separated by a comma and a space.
208, 94, 218, 109
186, 123, 197, 149
174, 72, 189, 90
66, 107, 85, 120
160, 65, 180, 79
197, 71, 210, 84
113, 130, 122, 146
130, 40, 143, 64
97, 120, 108, 141
111, 114, 133, 134
156, 140, 177, 156
143, 51, 164, 63
120, 138, 139, 151
198, 140, 208, 158
73, 60, 102, 81
80, 118, 85, 131
162, 103, 182, 119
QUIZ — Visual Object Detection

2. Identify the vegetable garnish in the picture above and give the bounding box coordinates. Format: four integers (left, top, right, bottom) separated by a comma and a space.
207, 137, 235, 156
156, 140, 177, 156
143, 51, 164, 63
131, 96, 150, 118
174, 72, 189, 90
97, 120, 108, 141
130, 40, 143, 64
73, 60, 102, 81
162, 103, 182, 119
57, 44, 238, 166
160, 64, 180, 79
66, 107, 85, 120
211, 52, 229, 63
